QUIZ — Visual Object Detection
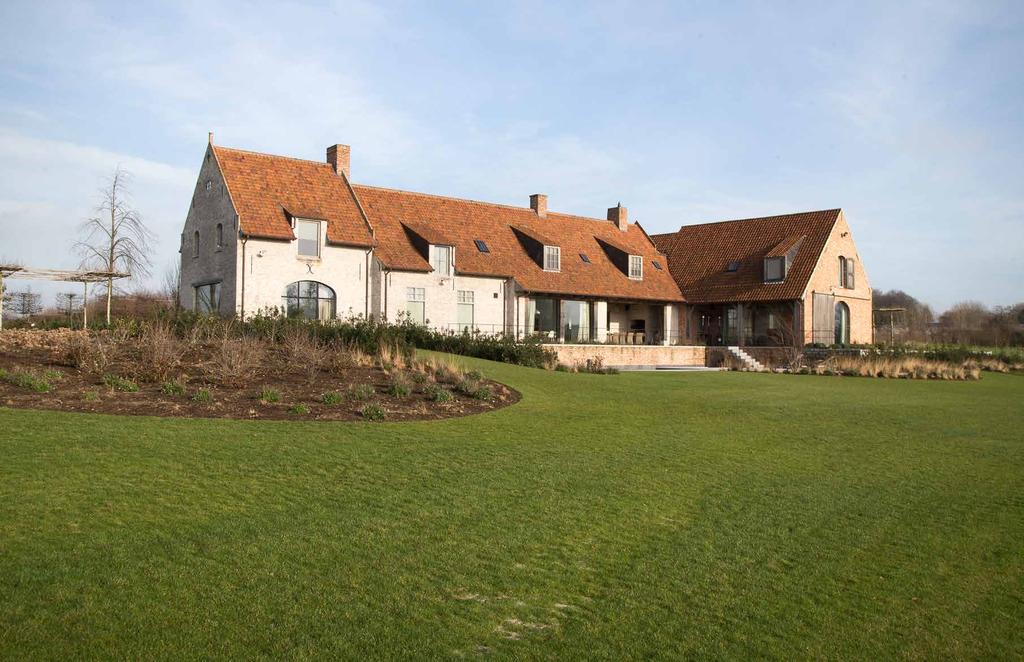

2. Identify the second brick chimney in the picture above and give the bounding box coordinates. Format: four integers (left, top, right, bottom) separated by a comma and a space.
327, 144, 351, 178
530, 194, 548, 218
608, 202, 628, 231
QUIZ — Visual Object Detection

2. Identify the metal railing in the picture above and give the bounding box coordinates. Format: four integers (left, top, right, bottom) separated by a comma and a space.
433, 323, 689, 346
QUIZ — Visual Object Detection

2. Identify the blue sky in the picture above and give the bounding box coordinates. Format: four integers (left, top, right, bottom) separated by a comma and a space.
1, 0, 1021, 311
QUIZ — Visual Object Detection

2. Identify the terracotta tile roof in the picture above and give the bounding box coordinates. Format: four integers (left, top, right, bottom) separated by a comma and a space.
651, 210, 840, 304
353, 185, 685, 302
213, 146, 374, 247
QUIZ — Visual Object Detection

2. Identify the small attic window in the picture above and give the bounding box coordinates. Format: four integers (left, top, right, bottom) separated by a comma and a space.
652, 260, 663, 271
579, 253, 591, 263
205, 180, 212, 192
474, 239, 490, 253
726, 260, 740, 272
764, 256, 786, 283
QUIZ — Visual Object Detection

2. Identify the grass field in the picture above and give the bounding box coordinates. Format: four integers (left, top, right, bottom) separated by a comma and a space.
2, 356, 1022, 659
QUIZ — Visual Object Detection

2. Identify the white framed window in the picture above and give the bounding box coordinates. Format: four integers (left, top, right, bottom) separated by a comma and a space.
543, 245, 561, 272
406, 287, 425, 325
839, 256, 855, 289
457, 290, 474, 332
764, 256, 785, 282
628, 255, 643, 280
192, 230, 200, 258
296, 219, 321, 258
194, 282, 221, 314
430, 245, 452, 276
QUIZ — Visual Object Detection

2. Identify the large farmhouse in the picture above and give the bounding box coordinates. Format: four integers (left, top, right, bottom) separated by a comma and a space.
179, 138, 871, 362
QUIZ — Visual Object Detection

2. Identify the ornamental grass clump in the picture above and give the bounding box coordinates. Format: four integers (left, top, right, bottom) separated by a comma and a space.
424, 383, 453, 403
102, 373, 139, 392
258, 388, 281, 404
191, 389, 214, 404
386, 373, 413, 397
360, 403, 386, 421
4, 368, 54, 393
349, 383, 375, 401
160, 380, 187, 396
321, 391, 343, 405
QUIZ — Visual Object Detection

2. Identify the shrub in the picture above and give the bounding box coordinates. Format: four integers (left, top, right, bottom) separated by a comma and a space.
160, 380, 186, 396
457, 378, 491, 400
284, 327, 330, 383
191, 389, 214, 404
210, 336, 264, 387
321, 391, 343, 405
102, 373, 139, 392
65, 334, 117, 375
137, 322, 184, 381
360, 403, 386, 421
259, 388, 281, 404
289, 403, 311, 415
470, 384, 493, 401
465, 369, 483, 381
349, 383, 375, 400
411, 370, 429, 385
386, 374, 413, 397
424, 383, 453, 403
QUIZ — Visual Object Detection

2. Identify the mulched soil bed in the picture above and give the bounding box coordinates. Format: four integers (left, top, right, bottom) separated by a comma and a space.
0, 329, 519, 422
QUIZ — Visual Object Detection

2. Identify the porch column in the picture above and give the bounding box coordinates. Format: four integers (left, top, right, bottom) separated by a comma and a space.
734, 303, 744, 347
594, 300, 608, 343
662, 304, 673, 346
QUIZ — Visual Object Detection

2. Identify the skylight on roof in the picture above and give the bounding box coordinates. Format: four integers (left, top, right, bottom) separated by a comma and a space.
474, 239, 490, 253
726, 260, 740, 272
652, 260, 663, 270
579, 253, 591, 263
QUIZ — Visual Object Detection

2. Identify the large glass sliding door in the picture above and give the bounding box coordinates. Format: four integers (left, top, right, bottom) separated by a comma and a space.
561, 300, 591, 342
527, 298, 559, 339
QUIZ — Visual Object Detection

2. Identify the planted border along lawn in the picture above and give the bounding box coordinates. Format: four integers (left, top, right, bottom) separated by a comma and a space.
1, 355, 1022, 659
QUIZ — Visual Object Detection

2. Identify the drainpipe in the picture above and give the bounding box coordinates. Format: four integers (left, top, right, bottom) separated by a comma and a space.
383, 268, 389, 321
364, 249, 372, 319
239, 234, 248, 319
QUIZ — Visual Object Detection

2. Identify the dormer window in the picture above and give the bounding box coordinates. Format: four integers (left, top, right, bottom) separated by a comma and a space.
295, 219, 321, 258
764, 256, 786, 282
628, 255, 643, 280
430, 244, 452, 276
543, 246, 561, 272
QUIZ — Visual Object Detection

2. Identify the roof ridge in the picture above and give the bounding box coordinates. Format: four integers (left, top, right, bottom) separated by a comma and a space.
353, 183, 613, 224
213, 145, 332, 168
679, 208, 841, 229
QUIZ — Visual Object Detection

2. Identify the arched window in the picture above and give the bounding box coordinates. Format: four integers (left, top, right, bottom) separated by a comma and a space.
283, 281, 335, 320
193, 230, 200, 257
835, 301, 850, 345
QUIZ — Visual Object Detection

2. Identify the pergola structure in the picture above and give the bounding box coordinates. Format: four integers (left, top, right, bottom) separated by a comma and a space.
0, 264, 130, 330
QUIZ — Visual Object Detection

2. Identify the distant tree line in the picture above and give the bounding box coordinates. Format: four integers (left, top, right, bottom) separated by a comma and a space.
874, 289, 1024, 346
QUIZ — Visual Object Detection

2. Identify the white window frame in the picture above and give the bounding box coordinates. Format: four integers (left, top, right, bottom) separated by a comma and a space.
295, 219, 322, 259
764, 256, 785, 283
405, 287, 426, 325
430, 244, 453, 276
543, 245, 561, 272
456, 290, 474, 332
628, 255, 643, 280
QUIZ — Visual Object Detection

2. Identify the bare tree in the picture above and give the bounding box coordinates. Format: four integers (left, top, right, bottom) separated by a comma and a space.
75, 167, 154, 324
56, 292, 80, 324
4, 288, 43, 319
162, 261, 181, 311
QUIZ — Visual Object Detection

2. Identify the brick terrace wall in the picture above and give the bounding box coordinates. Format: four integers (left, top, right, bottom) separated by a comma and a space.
552, 344, 706, 368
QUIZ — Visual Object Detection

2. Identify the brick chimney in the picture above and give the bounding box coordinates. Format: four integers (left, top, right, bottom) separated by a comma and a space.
530, 193, 548, 218
608, 202, 628, 231
326, 144, 351, 178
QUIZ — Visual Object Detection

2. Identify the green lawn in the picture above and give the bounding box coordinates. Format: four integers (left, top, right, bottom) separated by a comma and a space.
2, 358, 1022, 659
